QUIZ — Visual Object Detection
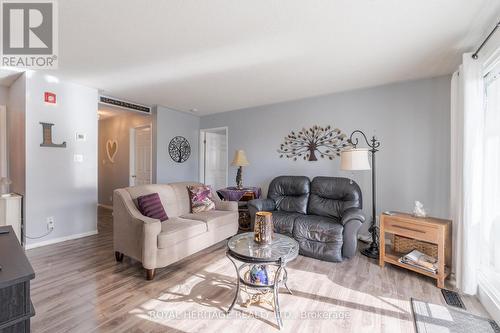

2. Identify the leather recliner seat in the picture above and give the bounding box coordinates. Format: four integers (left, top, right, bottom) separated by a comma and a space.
248, 176, 365, 262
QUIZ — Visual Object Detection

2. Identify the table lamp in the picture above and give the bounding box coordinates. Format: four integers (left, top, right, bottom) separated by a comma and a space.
231, 150, 249, 189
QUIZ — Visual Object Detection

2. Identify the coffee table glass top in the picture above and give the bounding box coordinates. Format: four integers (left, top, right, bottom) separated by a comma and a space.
227, 232, 299, 263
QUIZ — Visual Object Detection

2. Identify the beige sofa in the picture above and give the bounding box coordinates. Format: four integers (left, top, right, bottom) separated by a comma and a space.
113, 182, 239, 280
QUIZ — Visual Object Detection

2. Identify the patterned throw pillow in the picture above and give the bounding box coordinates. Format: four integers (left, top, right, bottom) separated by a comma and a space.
137, 193, 168, 222
188, 185, 216, 213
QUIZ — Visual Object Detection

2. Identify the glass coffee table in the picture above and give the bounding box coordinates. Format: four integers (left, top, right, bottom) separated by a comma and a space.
226, 232, 299, 329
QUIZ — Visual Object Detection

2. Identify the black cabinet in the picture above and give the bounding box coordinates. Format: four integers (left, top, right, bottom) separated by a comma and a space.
0, 226, 35, 332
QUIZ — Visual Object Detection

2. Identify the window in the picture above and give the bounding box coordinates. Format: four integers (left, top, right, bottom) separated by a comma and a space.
480, 61, 500, 294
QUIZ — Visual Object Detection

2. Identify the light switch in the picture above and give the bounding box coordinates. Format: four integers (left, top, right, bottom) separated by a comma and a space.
75, 133, 87, 141
74, 154, 84, 162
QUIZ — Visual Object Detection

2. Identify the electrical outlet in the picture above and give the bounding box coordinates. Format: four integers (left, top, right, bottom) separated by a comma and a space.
47, 216, 55, 230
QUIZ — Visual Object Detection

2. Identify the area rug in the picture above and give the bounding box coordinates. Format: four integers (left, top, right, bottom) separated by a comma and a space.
411, 298, 500, 333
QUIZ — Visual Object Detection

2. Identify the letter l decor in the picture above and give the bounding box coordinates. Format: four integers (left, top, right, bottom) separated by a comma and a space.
40, 122, 66, 148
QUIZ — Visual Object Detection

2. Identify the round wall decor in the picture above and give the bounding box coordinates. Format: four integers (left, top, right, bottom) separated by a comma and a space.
169, 136, 191, 163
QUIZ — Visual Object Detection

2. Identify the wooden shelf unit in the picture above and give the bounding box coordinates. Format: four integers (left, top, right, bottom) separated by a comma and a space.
379, 212, 451, 288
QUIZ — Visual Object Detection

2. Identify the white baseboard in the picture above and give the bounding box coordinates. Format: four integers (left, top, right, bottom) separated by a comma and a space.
25, 230, 98, 250
98, 204, 113, 210
478, 272, 500, 324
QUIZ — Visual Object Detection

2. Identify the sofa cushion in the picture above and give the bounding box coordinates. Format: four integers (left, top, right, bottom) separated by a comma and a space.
299, 239, 344, 262
169, 182, 205, 216
126, 184, 180, 217
188, 184, 216, 213
180, 210, 238, 230
158, 218, 207, 249
271, 211, 302, 237
137, 193, 168, 222
308, 177, 362, 218
267, 176, 310, 214
293, 214, 344, 262
293, 215, 343, 242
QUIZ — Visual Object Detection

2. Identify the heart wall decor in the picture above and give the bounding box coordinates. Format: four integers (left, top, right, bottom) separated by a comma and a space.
106, 139, 118, 163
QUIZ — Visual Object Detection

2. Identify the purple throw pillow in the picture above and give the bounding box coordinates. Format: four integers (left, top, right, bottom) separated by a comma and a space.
137, 193, 168, 222
188, 185, 216, 213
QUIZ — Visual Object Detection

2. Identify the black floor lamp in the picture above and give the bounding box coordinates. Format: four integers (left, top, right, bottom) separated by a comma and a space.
340, 130, 381, 259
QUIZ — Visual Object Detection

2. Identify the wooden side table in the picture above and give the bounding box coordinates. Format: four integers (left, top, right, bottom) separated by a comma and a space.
379, 212, 451, 288
236, 191, 256, 232
217, 187, 262, 232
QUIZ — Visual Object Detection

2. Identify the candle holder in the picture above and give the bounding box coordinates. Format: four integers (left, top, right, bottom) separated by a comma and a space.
254, 211, 273, 244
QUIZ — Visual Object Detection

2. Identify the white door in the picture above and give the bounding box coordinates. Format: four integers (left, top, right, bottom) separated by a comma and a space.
130, 126, 152, 186
201, 128, 227, 191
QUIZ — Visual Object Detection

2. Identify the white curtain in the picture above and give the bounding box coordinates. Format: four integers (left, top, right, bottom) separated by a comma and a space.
450, 53, 486, 295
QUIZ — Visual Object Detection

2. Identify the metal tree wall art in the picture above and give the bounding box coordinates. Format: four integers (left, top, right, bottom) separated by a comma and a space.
277, 125, 349, 161
169, 136, 191, 163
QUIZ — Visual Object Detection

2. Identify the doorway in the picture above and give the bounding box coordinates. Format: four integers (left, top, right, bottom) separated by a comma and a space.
97, 106, 151, 209
199, 127, 228, 191
129, 125, 152, 186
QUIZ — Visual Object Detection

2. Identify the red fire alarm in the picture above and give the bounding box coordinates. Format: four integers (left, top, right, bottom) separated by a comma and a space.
44, 92, 56, 104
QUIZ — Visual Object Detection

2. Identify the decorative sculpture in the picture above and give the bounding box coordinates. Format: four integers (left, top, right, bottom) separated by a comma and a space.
248, 265, 270, 285
413, 201, 427, 218
277, 125, 349, 161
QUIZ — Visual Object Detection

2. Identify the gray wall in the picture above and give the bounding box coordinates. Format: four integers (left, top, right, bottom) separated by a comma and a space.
24, 71, 98, 247
98, 110, 151, 206
201, 76, 451, 230
156, 105, 200, 184
0, 86, 8, 105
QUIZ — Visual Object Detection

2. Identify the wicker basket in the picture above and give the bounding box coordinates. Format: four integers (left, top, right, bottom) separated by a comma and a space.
393, 235, 438, 258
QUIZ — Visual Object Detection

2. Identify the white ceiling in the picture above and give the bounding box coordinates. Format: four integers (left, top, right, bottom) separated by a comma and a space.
6, 1, 500, 114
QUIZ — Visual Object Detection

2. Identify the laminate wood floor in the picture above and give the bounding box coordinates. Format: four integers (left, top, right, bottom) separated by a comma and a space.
26, 207, 488, 333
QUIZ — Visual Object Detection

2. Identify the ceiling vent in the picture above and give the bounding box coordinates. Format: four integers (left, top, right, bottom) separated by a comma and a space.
99, 95, 151, 114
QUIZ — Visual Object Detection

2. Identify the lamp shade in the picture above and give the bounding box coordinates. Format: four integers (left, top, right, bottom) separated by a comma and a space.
231, 150, 249, 166
340, 148, 370, 171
